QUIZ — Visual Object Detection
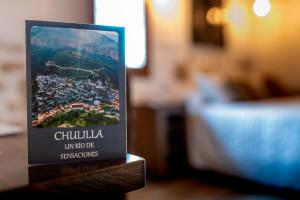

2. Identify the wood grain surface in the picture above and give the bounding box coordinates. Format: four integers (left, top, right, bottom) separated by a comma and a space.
0, 133, 145, 194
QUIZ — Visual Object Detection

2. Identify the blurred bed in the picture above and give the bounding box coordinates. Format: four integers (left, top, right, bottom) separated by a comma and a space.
186, 97, 300, 190
184, 71, 300, 190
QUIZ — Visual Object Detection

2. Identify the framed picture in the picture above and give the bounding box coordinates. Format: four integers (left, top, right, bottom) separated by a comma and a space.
192, 0, 224, 47
26, 20, 126, 164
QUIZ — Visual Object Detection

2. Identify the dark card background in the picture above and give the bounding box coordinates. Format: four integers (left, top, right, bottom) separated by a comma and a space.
26, 21, 126, 165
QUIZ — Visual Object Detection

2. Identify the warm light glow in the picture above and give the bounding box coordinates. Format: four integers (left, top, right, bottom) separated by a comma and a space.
206, 7, 223, 25
225, 1, 245, 29
253, 0, 271, 17
94, 0, 146, 69
152, 0, 179, 16
152, 0, 171, 9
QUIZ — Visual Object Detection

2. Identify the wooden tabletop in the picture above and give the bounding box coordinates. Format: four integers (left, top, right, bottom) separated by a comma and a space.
0, 133, 146, 194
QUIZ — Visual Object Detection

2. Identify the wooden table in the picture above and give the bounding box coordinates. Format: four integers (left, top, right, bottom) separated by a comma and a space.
0, 133, 146, 194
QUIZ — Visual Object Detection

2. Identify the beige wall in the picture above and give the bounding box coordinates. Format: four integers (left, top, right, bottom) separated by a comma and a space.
131, 0, 191, 105
0, 0, 92, 125
131, 0, 300, 105
0, 0, 92, 63
0, 0, 92, 44
224, 0, 300, 90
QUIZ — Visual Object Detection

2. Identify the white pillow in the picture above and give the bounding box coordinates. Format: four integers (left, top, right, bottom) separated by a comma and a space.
197, 74, 230, 103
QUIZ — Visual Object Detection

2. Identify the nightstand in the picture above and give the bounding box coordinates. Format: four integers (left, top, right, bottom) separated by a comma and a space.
130, 103, 187, 177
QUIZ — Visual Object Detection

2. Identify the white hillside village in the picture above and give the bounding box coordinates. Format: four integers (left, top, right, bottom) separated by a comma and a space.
32, 61, 119, 127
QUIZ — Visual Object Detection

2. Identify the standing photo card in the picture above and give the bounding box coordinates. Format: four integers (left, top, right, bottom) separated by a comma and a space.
26, 21, 126, 165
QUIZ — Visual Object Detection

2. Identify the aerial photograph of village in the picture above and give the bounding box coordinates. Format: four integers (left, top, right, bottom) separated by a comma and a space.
31, 26, 120, 128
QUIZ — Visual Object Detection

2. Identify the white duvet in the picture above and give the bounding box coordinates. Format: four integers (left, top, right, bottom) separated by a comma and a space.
186, 95, 300, 189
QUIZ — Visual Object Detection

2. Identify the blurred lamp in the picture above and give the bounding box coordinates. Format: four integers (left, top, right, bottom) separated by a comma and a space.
94, 0, 146, 69
206, 7, 223, 25
253, 0, 271, 17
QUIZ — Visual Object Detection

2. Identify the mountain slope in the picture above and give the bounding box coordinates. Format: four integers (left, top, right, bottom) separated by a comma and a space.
31, 26, 119, 88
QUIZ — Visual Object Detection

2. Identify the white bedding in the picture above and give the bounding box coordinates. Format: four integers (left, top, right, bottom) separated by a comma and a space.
186, 95, 300, 189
